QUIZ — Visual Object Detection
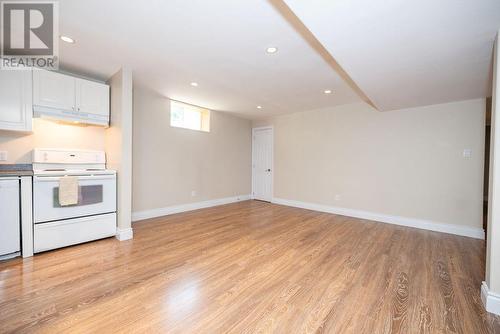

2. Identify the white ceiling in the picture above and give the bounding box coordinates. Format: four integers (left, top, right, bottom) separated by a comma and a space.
284, 0, 500, 111
59, 0, 500, 117
58, 0, 361, 119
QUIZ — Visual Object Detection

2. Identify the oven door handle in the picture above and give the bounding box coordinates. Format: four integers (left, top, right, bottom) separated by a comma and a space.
34, 175, 116, 182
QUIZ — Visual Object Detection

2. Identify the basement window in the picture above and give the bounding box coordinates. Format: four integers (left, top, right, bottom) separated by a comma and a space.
170, 100, 210, 132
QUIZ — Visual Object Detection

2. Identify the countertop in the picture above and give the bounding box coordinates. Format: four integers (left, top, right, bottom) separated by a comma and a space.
0, 164, 33, 177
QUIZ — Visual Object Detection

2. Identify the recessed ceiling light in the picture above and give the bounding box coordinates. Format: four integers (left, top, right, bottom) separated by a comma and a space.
190, 82, 198, 87
266, 47, 278, 54
257, 105, 263, 109
60, 35, 75, 44
324, 89, 332, 94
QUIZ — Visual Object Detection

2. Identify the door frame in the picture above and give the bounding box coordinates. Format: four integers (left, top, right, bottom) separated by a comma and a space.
251, 126, 274, 202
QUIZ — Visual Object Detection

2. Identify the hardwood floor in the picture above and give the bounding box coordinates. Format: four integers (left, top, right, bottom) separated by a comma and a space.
1, 200, 499, 333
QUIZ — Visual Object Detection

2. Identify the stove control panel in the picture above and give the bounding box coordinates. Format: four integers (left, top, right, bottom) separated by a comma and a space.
33, 149, 105, 164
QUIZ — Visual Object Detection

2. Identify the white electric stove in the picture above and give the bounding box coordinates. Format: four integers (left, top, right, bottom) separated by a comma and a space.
32, 149, 117, 253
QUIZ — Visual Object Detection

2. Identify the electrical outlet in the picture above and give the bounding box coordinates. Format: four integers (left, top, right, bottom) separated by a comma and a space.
334, 194, 341, 201
191, 190, 197, 197
0, 151, 7, 161
463, 149, 472, 158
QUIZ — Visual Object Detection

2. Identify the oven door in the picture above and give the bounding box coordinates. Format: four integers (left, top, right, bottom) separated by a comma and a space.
34, 174, 116, 223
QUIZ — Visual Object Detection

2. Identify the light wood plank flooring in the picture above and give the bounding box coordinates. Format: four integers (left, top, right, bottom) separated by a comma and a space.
1, 200, 499, 333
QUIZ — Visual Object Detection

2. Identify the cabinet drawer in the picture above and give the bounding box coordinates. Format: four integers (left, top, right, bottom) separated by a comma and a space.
34, 213, 116, 253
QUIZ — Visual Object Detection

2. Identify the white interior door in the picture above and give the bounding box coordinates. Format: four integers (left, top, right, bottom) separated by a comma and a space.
252, 127, 273, 202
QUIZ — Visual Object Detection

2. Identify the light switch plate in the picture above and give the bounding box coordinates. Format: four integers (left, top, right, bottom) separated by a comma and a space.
0, 151, 7, 161
463, 149, 472, 158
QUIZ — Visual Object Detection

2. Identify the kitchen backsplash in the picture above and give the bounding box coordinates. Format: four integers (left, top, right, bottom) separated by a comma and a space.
0, 118, 106, 164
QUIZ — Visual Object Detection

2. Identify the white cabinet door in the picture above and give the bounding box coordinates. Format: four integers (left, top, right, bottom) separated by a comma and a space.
0, 178, 20, 256
33, 69, 76, 111
32, 69, 109, 126
75, 78, 110, 117
0, 70, 32, 131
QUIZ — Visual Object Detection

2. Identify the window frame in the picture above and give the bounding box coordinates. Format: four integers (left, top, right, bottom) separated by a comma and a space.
170, 100, 210, 132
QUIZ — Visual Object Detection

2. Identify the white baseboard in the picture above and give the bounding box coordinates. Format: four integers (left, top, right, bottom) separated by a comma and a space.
272, 198, 484, 240
482, 282, 500, 315
0, 251, 20, 261
132, 194, 252, 222
115, 227, 133, 241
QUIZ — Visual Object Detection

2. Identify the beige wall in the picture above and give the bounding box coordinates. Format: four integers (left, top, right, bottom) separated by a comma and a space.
132, 85, 252, 212
255, 98, 485, 229
0, 118, 106, 164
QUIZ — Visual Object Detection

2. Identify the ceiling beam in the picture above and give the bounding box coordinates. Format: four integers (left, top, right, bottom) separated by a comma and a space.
269, 0, 378, 110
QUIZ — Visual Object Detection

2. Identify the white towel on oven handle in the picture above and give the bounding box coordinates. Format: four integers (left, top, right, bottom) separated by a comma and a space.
59, 176, 79, 206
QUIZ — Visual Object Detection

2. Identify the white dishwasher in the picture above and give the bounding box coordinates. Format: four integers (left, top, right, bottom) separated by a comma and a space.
0, 178, 21, 258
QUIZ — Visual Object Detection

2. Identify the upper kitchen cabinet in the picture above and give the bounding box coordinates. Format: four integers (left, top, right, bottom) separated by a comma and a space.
33, 69, 75, 111
76, 78, 110, 118
0, 70, 33, 132
33, 69, 110, 126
